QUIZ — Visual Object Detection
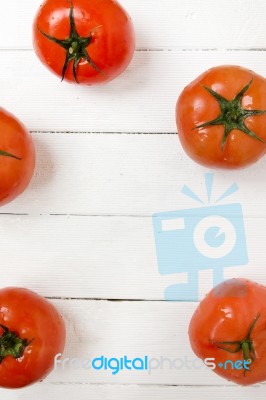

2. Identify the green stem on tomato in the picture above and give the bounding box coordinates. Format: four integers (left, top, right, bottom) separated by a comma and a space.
38, 3, 105, 82
213, 313, 261, 371
0, 324, 32, 363
194, 81, 266, 150
0, 150, 22, 160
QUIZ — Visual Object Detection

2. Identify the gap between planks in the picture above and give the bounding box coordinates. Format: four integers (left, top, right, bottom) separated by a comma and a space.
0, 48, 266, 52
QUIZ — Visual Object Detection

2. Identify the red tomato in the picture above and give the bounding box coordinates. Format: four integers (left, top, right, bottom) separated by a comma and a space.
33, 0, 135, 85
176, 65, 266, 169
0, 108, 35, 206
189, 279, 266, 385
0, 287, 66, 388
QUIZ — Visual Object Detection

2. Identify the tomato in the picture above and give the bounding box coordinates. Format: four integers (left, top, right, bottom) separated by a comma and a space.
176, 65, 266, 169
0, 287, 66, 388
32, 0, 135, 85
189, 279, 266, 385
0, 108, 35, 206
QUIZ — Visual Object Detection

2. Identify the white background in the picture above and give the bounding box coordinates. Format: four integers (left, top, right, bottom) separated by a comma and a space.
0, 0, 266, 398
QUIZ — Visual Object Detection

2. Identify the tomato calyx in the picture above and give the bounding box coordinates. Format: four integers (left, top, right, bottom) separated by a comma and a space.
213, 313, 261, 371
0, 150, 22, 160
194, 81, 266, 150
0, 324, 32, 363
38, 3, 105, 82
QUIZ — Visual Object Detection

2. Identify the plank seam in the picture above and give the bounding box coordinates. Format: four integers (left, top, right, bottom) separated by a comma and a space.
46, 297, 196, 302
29, 131, 177, 135
1, 48, 266, 52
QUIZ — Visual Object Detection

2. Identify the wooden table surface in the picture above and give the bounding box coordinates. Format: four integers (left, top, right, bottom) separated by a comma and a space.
0, 0, 266, 398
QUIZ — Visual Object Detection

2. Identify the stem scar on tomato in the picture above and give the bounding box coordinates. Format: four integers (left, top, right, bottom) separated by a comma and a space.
0, 324, 33, 363
213, 313, 261, 373
37, 2, 106, 83
0, 149, 22, 160
194, 81, 266, 150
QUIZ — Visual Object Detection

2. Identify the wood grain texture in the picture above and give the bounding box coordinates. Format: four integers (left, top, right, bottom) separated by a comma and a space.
1, 0, 266, 397
0, 51, 265, 132
1, 299, 265, 388
1, 384, 266, 400
1, 133, 266, 216
1, 0, 266, 49
0, 213, 265, 299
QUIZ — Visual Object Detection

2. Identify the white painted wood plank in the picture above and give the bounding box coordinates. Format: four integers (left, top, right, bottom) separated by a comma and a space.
1, 50, 265, 133
0, 0, 264, 397
1, 0, 266, 49
1, 384, 266, 400
1, 133, 266, 218
2, 384, 266, 400
0, 299, 265, 387
0, 214, 265, 299
47, 300, 201, 385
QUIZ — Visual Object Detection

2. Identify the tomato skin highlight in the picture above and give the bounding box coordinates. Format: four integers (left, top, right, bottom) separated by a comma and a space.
0, 108, 35, 206
176, 65, 266, 169
189, 279, 266, 386
0, 287, 66, 389
33, 0, 135, 85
